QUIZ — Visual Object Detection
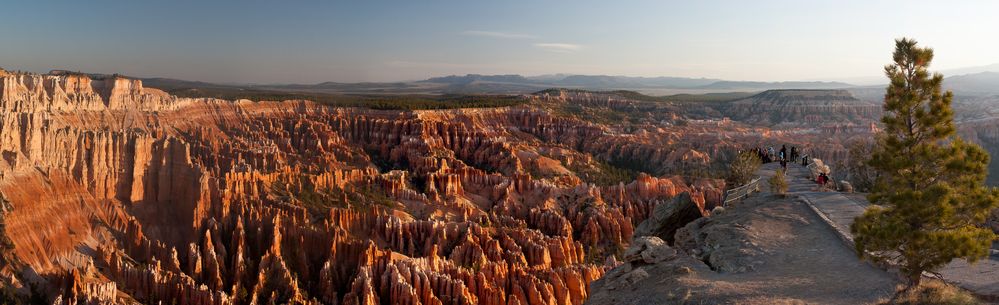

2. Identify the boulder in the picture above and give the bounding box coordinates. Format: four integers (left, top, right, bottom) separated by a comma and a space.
604, 255, 621, 268
806, 158, 831, 180
710, 206, 725, 215
623, 236, 677, 265
838, 180, 853, 193
634, 192, 705, 244
619, 268, 650, 284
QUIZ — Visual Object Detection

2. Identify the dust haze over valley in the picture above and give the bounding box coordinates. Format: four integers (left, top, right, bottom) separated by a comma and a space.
3, 1, 999, 305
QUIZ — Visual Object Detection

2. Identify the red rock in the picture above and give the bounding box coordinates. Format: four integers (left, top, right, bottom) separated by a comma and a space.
0, 72, 744, 305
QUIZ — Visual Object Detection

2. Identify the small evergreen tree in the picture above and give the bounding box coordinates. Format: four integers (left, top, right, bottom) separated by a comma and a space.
729, 150, 762, 185
851, 38, 998, 292
769, 168, 788, 197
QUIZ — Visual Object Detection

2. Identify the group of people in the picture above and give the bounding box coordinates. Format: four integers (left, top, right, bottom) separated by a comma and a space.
816, 172, 830, 187
750, 144, 831, 189
752, 144, 802, 171
752, 146, 777, 163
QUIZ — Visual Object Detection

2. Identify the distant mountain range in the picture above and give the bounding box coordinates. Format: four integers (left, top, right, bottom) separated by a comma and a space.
420, 74, 852, 91
944, 71, 999, 95
940, 63, 999, 77
123, 67, 999, 97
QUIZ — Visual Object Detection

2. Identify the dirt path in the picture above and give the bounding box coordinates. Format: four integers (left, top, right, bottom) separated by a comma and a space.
785, 164, 999, 300
587, 164, 898, 305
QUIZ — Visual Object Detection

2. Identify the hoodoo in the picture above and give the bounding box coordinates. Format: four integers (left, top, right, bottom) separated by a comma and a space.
0, 72, 734, 304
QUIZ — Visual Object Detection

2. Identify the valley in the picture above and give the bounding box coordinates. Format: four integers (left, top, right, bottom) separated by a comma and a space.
1, 68, 998, 304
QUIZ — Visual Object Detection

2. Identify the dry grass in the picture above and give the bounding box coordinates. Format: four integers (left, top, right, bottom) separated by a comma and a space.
880, 279, 982, 305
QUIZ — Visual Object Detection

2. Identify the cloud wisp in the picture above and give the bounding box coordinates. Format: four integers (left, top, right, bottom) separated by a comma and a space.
534, 43, 583, 53
461, 30, 537, 39
460, 30, 583, 53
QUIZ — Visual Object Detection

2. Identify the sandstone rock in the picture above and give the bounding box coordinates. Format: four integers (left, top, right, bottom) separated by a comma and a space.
604, 255, 621, 268
807, 158, 831, 180
622, 236, 677, 265
711, 206, 725, 215
620, 268, 649, 284
838, 180, 853, 193
721, 89, 882, 126
634, 192, 704, 244
0, 72, 754, 305
673, 213, 766, 274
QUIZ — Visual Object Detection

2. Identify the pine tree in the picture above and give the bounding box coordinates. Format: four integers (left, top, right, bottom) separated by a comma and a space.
729, 150, 762, 185
851, 38, 998, 291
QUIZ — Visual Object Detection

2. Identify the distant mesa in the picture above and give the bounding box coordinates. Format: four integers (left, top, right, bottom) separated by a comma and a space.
944, 71, 999, 95
722, 89, 882, 126
735, 89, 862, 102
423, 73, 846, 91
695, 80, 854, 90
424, 74, 535, 85
74, 70, 999, 98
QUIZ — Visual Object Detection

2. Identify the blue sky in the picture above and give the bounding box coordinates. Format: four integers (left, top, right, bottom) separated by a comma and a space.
1, 0, 997, 84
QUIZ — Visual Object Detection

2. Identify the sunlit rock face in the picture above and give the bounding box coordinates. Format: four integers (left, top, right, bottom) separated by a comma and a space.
720, 89, 882, 127
0, 73, 739, 305
957, 117, 999, 186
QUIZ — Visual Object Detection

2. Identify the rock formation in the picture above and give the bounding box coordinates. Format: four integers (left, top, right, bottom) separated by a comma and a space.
806, 158, 832, 180
720, 89, 882, 126
0, 72, 734, 304
633, 192, 705, 244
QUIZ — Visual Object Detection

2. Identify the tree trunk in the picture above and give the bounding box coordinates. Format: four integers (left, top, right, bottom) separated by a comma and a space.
908, 273, 922, 290
890, 271, 922, 301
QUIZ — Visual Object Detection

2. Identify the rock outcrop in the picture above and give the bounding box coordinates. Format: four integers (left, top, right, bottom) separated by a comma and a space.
587, 235, 707, 302
633, 192, 705, 244
0, 72, 732, 305
588, 181, 900, 305
720, 90, 882, 126
806, 158, 831, 180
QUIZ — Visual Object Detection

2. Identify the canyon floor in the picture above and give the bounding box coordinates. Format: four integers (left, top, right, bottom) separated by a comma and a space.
587, 163, 899, 305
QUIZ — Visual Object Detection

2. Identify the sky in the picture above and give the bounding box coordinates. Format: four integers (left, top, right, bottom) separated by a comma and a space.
1, 0, 998, 84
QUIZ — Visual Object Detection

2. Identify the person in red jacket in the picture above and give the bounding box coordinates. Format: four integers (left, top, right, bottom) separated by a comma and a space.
816, 172, 828, 189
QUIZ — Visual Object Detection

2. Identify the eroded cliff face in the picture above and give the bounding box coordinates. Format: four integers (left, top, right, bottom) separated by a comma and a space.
720, 90, 882, 127
957, 117, 999, 186
0, 73, 734, 305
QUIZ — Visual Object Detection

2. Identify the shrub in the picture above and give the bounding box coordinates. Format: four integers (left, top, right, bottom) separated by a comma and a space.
769, 169, 788, 196
880, 279, 981, 305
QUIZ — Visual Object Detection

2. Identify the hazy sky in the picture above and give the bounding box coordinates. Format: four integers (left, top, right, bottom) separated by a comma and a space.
2, 0, 998, 84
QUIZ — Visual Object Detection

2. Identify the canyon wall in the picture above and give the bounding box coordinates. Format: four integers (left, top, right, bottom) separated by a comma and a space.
0, 73, 730, 305
720, 90, 882, 127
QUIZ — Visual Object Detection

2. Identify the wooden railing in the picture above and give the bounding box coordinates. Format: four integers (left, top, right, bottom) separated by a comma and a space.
723, 176, 761, 206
